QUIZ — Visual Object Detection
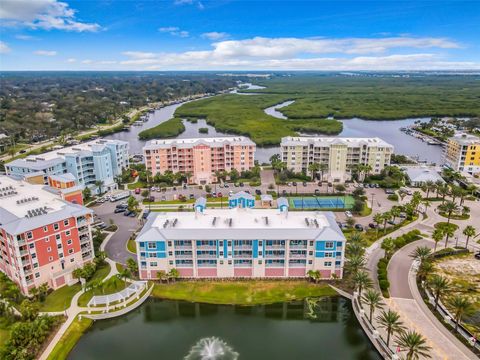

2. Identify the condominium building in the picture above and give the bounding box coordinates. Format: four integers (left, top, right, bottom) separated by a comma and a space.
0, 176, 94, 295
444, 133, 480, 175
143, 137, 256, 184
281, 137, 394, 182
136, 198, 346, 280
5, 139, 129, 194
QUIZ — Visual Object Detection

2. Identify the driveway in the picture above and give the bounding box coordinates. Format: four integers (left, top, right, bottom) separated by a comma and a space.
91, 201, 140, 264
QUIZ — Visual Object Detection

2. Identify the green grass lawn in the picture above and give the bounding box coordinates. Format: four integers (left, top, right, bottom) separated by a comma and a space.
127, 239, 137, 253
39, 263, 111, 312
46, 316, 93, 360
138, 117, 185, 140
152, 281, 336, 305
39, 283, 82, 312
78, 276, 127, 307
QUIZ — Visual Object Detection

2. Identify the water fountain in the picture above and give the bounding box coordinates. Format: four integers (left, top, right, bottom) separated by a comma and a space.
184, 337, 239, 360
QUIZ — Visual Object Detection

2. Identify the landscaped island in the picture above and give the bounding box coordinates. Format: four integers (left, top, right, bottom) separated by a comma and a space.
138, 117, 186, 140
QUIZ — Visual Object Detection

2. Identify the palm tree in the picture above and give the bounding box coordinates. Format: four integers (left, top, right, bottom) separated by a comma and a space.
117, 268, 131, 288
417, 261, 434, 283
462, 225, 476, 249
431, 228, 443, 252
156, 270, 169, 283
422, 200, 431, 214
437, 185, 449, 204
346, 254, 366, 274
428, 275, 450, 310
308, 162, 320, 181
443, 225, 455, 249
307, 270, 320, 283
95, 180, 104, 195
395, 330, 431, 360
423, 180, 436, 199
168, 268, 180, 282
448, 295, 473, 331
438, 200, 460, 225
382, 211, 392, 234
346, 242, 365, 258
318, 163, 328, 182
390, 206, 401, 223
409, 246, 431, 264
376, 310, 405, 347
353, 270, 372, 300
362, 289, 384, 323
381, 237, 395, 259
373, 213, 383, 236
411, 191, 423, 214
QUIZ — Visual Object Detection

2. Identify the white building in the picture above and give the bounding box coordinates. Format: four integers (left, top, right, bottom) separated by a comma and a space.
403, 166, 445, 187
281, 137, 394, 182
136, 203, 346, 280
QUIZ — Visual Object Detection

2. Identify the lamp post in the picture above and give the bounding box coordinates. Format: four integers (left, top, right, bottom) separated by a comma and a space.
370, 193, 375, 209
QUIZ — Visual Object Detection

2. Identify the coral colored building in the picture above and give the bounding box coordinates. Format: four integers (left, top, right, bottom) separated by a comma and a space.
48, 173, 85, 205
135, 199, 346, 280
0, 176, 94, 295
143, 137, 256, 184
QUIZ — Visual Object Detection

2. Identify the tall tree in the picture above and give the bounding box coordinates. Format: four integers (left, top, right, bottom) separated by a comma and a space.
395, 331, 431, 360
376, 309, 405, 347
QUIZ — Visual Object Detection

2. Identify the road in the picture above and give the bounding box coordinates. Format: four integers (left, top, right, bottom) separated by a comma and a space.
91, 200, 140, 265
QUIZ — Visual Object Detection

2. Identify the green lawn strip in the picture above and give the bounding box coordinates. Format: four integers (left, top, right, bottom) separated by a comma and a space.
78, 276, 128, 307
46, 316, 93, 360
151, 281, 336, 305
138, 118, 185, 140
127, 239, 137, 253
39, 284, 82, 312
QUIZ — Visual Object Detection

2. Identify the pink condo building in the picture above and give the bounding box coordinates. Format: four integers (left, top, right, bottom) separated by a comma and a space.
143, 137, 256, 184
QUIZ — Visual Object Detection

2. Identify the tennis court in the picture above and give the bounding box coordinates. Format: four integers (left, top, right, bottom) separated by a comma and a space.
289, 196, 354, 209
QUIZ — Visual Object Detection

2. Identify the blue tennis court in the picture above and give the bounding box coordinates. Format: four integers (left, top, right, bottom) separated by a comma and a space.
289, 196, 353, 209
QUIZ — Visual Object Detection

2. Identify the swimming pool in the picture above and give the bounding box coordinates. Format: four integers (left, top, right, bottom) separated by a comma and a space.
289, 196, 353, 209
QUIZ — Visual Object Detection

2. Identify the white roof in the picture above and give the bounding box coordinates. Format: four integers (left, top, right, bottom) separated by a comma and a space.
0, 176, 92, 234
136, 208, 345, 242
144, 136, 255, 150
449, 133, 480, 146
404, 166, 445, 183
281, 136, 394, 149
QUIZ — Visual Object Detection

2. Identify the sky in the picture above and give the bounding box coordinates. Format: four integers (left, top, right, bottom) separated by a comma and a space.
0, 0, 479, 71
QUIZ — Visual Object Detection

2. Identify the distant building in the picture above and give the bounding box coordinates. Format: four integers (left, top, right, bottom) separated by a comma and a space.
444, 133, 480, 175
143, 137, 256, 184
0, 133, 9, 152
135, 202, 346, 279
0, 176, 94, 295
403, 166, 445, 187
281, 137, 394, 182
5, 139, 129, 194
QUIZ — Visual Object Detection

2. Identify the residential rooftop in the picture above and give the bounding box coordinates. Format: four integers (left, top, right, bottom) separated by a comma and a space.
281, 136, 394, 148
0, 176, 91, 234
144, 136, 255, 150
449, 133, 480, 146
136, 208, 345, 242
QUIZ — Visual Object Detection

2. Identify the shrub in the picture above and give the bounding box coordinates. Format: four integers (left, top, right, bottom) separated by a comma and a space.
387, 194, 399, 201
379, 279, 390, 291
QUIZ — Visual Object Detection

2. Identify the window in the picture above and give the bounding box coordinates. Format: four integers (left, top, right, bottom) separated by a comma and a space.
31, 253, 36, 259
57, 243, 63, 249
219, 251, 224, 256
325, 241, 334, 249
168, 241, 172, 247
43, 226, 48, 232
150, 262, 157, 267
168, 251, 173, 256
35, 272, 40, 278
259, 251, 263, 256
67, 239, 72, 245
309, 241, 314, 246
309, 251, 313, 256
228, 260, 232, 265
64, 219, 69, 226
33, 263, 39, 268
59, 253, 63, 258
48, 256, 53, 261
70, 258, 75, 263
324, 252, 333, 258
54, 223, 59, 231
29, 243, 34, 249
45, 237, 50, 243
308, 260, 313, 265
148, 253, 157, 258
66, 230, 71, 236
55, 234, 60, 241
148, 242, 157, 250
228, 241, 232, 247
258, 260, 262, 265
26, 232, 33, 239
219, 260, 224, 265
47, 247, 51, 252
324, 261, 332, 266
68, 249, 74, 254
169, 261, 173, 265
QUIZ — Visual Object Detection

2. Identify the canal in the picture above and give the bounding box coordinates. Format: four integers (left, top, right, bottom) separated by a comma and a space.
69, 297, 381, 360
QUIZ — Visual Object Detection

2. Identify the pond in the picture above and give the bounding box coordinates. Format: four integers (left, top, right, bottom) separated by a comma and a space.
69, 297, 381, 360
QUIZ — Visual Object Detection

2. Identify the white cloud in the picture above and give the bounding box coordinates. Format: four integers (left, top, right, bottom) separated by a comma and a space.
66, 58, 76, 63
174, 0, 203, 8
0, 0, 101, 32
159, 26, 189, 37
201, 32, 229, 40
0, 41, 11, 54
34, 50, 57, 56
82, 59, 93, 64
15, 34, 35, 40
121, 51, 156, 59
98, 60, 117, 65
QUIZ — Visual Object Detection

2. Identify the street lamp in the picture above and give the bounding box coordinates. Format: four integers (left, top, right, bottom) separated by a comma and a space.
370, 193, 375, 209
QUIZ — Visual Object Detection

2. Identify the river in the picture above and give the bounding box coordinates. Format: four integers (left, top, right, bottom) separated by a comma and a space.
104, 86, 444, 165
69, 297, 381, 360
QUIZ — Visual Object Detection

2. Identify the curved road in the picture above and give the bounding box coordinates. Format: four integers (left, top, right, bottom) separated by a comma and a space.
387, 239, 476, 360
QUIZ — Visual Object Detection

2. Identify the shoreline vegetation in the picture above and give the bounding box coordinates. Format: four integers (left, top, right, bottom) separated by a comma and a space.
138, 117, 185, 140
151, 280, 337, 305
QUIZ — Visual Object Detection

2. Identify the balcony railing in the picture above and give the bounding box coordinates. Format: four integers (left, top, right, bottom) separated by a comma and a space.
196, 254, 217, 259
265, 245, 285, 249
175, 254, 193, 259
197, 263, 217, 268
196, 245, 216, 250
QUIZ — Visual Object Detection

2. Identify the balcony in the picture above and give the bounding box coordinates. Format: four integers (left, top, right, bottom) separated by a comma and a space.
196, 245, 216, 250
265, 245, 285, 250
197, 262, 217, 268
233, 253, 252, 259
234, 245, 252, 250
196, 253, 217, 259
175, 253, 193, 259
234, 262, 253, 268
289, 253, 307, 259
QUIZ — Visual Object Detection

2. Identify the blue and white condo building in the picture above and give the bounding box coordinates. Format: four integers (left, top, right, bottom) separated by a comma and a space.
5, 139, 129, 194
136, 202, 346, 280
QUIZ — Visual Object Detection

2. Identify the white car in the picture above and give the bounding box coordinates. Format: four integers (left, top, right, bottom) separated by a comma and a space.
345, 211, 353, 218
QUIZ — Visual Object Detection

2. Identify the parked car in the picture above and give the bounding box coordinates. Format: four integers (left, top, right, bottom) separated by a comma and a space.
255, 189, 261, 195
224, 184, 230, 188
142, 210, 151, 219
303, 182, 307, 187
239, 182, 244, 187
287, 182, 292, 187
314, 189, 320, 194
234, 183, 239, 187
128, 211, 137, 217
148, 196, 155, 202
475, 252, 480, 260
292, 182, 297, 186
217, 192, 222, 198
135, 188, 141, 194
317, 182, 322, 186
354, 224, 364, 231
282, 190, 287, 195
385, 189, 395, 194
368, 223, 377, 229
183, 184, 187, 189
387, 220, 396, 225
161, 196, 166, 201
399, 212, 407, 218
344, 210, 353, 218
374, 183, 380, 188
189, 194, 195, 199
124, 211, 133, 217
114, 207, 126, 213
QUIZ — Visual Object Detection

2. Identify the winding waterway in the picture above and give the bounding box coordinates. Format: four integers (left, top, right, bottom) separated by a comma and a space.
69, 297, 381, 360
104, 84, 444, 165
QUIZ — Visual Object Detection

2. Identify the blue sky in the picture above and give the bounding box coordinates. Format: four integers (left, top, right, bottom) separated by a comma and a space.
0, 0, 479, 70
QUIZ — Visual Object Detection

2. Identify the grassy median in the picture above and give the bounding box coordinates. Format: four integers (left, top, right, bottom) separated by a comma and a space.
46, 316, 93, 360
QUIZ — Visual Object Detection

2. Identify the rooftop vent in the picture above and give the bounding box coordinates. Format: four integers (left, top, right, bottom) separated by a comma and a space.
172, 218, 178, 227
212, 217, 217, 226
228, 218, 233, 227
163, 220, 170, 228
